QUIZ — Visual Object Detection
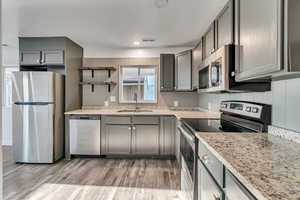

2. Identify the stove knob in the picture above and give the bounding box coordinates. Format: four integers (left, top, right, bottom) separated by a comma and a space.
252, 107, 259, 113
246, 106, 252, 112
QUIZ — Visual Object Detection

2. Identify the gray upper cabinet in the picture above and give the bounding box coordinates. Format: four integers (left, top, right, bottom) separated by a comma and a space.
133, 125, 160, 155
103, 124, 132, 155
20, 51, 41, 66
160, 54, 175, 92
203, 24, 216, 59
175, 50, 192, 91
235, 0, 282, 81
192, 40, 203, 90
216, 0, 233, 49
42, 50, 64, 65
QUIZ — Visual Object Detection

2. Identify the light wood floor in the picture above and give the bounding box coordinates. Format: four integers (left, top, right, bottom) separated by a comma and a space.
3, 146, 185, 200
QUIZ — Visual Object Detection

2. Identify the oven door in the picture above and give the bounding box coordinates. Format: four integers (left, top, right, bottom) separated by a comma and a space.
221, 114, 264, 133
178, 124, 196, 200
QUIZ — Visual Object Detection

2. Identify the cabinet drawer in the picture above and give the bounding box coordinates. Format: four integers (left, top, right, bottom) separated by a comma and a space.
132, 116, 160, 125
225, 170, 256, 200
102, 116, 131, 124
198, 139, 223, 186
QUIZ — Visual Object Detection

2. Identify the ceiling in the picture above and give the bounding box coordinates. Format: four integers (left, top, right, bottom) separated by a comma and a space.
18, 0, 227, 57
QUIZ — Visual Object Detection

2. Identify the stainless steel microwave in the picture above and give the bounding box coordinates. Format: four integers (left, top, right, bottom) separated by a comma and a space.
198, 45, 271, 93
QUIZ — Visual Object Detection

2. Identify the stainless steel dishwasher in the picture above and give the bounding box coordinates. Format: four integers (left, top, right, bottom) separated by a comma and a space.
69, 115, 101, 156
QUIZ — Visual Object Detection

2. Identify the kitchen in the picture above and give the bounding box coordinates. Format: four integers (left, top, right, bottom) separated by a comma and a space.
1, 0, 300, 200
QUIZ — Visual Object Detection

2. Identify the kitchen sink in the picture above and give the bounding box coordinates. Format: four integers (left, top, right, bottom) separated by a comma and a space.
117, 109, 153, 113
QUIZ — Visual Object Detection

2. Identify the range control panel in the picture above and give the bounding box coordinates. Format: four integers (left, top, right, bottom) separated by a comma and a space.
220, 101, 263, 119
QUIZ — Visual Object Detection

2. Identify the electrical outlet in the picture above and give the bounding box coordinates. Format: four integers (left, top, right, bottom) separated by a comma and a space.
110, 96, 116, 102
174, 101, 179, 107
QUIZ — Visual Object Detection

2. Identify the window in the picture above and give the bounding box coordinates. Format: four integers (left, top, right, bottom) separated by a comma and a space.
119, 65, 157, 103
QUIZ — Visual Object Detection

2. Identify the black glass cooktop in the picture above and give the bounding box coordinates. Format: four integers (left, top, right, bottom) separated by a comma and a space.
182, 119, 222, 132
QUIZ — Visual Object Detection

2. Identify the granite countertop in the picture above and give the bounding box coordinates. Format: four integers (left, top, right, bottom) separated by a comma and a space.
64, 108, 221, 119
196, 132, 300, 200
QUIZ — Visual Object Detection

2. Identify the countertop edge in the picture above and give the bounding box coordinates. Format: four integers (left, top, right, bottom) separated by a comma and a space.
197, 135, 268, 200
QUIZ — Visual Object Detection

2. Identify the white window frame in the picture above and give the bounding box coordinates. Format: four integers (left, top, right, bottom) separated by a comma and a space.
119, 65, 158, 104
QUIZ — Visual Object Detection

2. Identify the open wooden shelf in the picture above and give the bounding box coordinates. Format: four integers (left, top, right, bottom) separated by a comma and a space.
80, 81, 117, 92
79, 67, 116, 71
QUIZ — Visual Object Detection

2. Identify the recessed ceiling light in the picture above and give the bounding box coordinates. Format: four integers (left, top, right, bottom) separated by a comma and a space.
133, 41, 140, 46
155, 0, 168, 8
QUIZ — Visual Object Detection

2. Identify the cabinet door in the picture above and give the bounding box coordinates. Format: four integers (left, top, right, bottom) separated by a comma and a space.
160, 117, 175, 155
133, 125, 160, 155
198, 159, 223, 200
104, 125, 131, 155
225, 170, 255, 200
175, 123, 181, 165
175, 50, 192, 91
160, 54, 175, 92
192, 40, 203, 90
203, 24, 216, 59
216, 1, 233, 48
235, 0, 282, 81
42, 50, 64, 65
20, 50, 41, 66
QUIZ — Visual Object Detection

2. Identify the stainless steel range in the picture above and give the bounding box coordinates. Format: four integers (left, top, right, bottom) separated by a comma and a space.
178, 101, 272, 200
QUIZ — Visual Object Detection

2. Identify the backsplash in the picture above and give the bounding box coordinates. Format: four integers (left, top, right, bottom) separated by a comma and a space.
198, 77, 300, 133
82, 57, 199, 108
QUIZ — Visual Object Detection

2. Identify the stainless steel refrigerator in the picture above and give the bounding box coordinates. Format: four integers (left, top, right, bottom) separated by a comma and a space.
12, 72, 64, 163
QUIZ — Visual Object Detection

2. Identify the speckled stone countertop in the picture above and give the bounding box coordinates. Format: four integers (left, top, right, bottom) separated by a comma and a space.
65, 108, 221, 119
196, 132, 300, 200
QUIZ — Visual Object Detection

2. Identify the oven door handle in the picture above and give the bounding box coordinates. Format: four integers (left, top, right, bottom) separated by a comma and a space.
178, 126, 195, 143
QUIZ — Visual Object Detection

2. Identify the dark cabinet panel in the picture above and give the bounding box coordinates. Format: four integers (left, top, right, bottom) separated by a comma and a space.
42, 50, 64, 65
175, 50, 192, 91
235, 0, 282, 81
203, 24, 216, 59
216, 0, 234, 48
160, 54, 175, 92
20, 51, 41, 66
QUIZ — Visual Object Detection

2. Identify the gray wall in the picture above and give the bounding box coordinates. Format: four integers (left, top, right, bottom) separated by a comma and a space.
82, 57, 199, 108
198, 78, 300, 132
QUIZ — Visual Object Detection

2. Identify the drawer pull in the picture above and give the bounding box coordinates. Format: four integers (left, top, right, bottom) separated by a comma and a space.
201, 155, 209, 163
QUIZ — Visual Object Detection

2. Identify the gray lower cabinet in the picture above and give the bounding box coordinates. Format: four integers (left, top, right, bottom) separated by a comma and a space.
101, 116, 176, 156
160, 117, 176, 155
133, 125, 160, 155
104, 124, 132, 155
198, 159, 223, 200
235, 0, 282, 81
225, 170, 255, 200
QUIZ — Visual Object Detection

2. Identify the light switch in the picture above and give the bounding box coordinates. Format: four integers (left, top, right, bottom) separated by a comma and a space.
174, 101, 179, 107
110, 96, 116, 102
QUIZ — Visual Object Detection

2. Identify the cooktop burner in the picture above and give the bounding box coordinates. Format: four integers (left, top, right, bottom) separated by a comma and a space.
182, 119, 222, 132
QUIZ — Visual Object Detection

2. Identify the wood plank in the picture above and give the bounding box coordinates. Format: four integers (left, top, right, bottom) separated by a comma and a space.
3, 147, 183, 200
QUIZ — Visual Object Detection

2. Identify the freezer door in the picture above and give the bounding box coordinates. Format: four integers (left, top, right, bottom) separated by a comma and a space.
12, 72, 54, 103
13, 104, 54, 163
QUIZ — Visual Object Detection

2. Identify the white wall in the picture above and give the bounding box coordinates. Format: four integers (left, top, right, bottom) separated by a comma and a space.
198, 78, 300, 133
1, 0, 19, 66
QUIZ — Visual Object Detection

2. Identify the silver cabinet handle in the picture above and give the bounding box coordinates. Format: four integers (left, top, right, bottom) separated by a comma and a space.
132, 126, 136, 130
201, 155, 209, 163
213, 194, 221, 200
128, 126, 131, 130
